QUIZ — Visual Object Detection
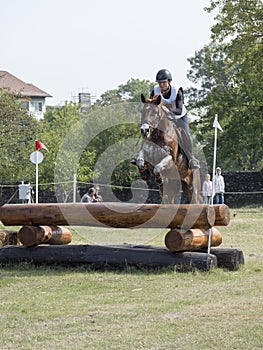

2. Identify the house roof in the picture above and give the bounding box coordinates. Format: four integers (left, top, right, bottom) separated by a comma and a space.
0, 70, 52, 98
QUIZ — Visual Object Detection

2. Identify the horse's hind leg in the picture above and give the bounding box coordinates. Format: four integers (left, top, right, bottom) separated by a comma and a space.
181, 169, 203, 204
181, 181, 194, 203
192, 169, 203, 203
162, 179, 180, 204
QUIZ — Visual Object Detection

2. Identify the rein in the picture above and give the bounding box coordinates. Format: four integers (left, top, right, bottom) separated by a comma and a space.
142, 104, 165, 129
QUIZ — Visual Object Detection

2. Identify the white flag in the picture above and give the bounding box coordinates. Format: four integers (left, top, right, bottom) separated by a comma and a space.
213, 118, 223, 132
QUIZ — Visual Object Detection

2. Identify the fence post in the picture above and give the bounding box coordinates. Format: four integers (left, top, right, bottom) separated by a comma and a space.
73, 174, 77, 203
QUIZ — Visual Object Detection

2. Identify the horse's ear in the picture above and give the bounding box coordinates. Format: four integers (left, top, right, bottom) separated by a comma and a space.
141, 94, 146, 103
156, 94, 162, 105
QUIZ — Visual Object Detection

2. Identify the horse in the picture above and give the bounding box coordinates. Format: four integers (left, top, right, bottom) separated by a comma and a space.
135, 93, 203, 204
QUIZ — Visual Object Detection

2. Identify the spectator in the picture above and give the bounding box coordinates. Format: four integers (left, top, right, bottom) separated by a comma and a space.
202, 173, 213, 204
81, 187, 96, 203
213, 167, 225, 204
93, 185, 103, 202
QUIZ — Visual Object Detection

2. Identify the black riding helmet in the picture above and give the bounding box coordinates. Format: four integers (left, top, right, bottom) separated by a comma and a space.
156, 69, 172, 82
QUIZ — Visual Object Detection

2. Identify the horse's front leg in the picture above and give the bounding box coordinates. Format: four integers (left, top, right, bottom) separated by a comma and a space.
153, 155, 173, 176
136, 149, 145, 168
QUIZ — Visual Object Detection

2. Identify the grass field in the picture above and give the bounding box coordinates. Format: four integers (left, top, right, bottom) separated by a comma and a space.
0, 207, 262, 350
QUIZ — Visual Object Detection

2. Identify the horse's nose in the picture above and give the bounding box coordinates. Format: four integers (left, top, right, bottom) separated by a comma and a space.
141, 128, 149, 136
141, 123, 150, 136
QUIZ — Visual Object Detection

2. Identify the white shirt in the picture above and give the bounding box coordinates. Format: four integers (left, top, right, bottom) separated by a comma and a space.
202, 180, 213, 196
213, 174, 225, 193
153, 85, 187, 118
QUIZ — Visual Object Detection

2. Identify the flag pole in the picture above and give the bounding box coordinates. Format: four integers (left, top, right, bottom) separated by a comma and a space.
208, 114, 218, 254
211, 114, 218, 205
33, 140, 48, 204
36, 150, 39, 204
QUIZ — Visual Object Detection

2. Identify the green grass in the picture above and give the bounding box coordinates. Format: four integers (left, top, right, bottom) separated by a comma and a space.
0, 207, 262, 350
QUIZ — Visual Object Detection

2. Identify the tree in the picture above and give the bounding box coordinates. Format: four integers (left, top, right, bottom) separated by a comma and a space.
90, 79, 154, 189
38, 102, 98, 201
97, 78, 154, 105
0, 88, 39, 183
187, 0, 263, 170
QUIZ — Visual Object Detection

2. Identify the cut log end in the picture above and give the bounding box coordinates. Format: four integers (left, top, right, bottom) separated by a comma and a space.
213, 204, 230, 226
18, 226, 72, 247
165, 227, 222, 252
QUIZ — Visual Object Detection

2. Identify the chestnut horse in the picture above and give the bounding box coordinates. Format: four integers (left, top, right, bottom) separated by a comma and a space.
136, 94, 202, 204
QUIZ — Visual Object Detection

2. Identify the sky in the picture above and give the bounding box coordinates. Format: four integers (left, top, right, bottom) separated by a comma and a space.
0, 0, 216, 106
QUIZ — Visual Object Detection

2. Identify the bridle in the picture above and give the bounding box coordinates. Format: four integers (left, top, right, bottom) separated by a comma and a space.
141, 103, 165, 131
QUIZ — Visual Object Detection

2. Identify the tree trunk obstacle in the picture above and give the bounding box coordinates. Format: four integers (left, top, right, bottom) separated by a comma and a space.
0, 203, 229, 228
18, 226, 72, 247
0, 244, 217, 271
164, 227, 222, 252
0, 202, 243, 270
0, 244, 244, 271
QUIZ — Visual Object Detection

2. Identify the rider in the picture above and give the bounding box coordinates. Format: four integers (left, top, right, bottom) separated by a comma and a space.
151, 69, 200, 169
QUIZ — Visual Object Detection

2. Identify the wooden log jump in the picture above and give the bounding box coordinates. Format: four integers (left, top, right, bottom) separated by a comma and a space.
0, 244, 218, 271
18, 226, 72, 247
164, 227, 222, 252
0, 203, 230, 229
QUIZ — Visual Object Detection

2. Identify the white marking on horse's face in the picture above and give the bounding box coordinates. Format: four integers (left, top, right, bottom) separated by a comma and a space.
140, 123, 150, 137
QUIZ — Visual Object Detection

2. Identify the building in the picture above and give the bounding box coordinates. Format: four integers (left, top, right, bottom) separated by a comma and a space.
0, 70, 52, 120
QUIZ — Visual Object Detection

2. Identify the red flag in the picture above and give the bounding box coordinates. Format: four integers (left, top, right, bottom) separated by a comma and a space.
35, 140, 49, 152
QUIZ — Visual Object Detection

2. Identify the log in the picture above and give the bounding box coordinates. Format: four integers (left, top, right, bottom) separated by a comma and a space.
164, 227, 222, 252
0, 229, 19, 248
208, 248, 244, 270
0, 203, 219, 229
112, 244, 244, 270
18, 226, 72, 247
48, 226, 72, 245
0, 244, 217, 271
213, 204, 230, 226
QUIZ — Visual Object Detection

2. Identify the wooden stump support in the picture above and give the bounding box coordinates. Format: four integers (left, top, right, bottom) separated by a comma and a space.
164, 227, 223, 252
18, 226, 72, 247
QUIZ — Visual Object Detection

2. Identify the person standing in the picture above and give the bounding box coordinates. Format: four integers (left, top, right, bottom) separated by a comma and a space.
202, 173, 213, 204
213, 167, 225, 204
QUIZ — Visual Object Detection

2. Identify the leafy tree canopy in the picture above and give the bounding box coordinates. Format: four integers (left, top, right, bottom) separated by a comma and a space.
187, 0, 263, 170
0, 88, 39, 183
